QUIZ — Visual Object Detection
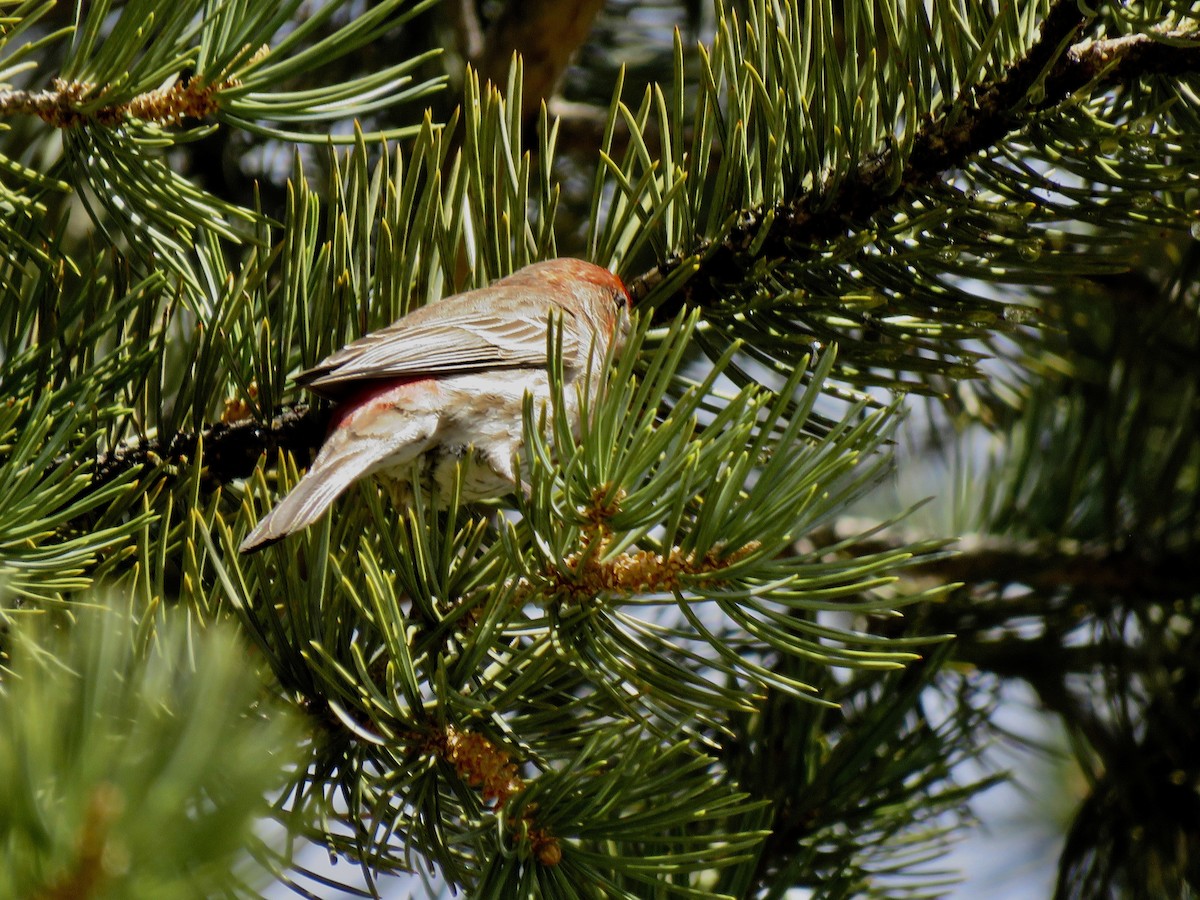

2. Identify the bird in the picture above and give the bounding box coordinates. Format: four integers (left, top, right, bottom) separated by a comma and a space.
239, 258, 632, 553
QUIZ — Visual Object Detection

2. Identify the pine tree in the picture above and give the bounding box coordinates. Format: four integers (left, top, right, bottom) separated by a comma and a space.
2, 1, 1198, 897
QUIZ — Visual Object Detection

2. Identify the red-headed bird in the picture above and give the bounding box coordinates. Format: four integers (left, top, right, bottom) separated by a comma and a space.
240, 258, 632, 552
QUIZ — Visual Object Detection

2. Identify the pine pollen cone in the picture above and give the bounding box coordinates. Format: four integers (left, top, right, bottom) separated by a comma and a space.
556, 541, 762, 600
434, 725, 524, 807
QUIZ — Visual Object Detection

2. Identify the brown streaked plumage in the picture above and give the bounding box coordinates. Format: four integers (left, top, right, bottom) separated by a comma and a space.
240, 259, 631, 553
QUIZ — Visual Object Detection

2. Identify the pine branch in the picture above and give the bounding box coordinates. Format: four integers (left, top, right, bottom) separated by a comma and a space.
0, 69, 253, 128
91, 405, 328, 492
814, 524, 1200, 628
917, 544, 1198, 605
632, 2, 1200, 311
63, 4, 1200, 497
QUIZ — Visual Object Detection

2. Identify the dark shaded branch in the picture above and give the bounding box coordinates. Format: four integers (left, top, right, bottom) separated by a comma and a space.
92, 406, 329, 491
916, 543, 1198, 603
926, 544, 1195, 629
807, 521, 1200, 641
813, 520, 1199, 602
632, 4, 1200, 310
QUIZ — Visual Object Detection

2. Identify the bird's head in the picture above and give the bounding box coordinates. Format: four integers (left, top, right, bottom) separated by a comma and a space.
512, 258, 632, 355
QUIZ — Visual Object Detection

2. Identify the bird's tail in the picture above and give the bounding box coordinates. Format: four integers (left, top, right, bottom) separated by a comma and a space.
239, 420, 429, 553
239, 453, 361, 553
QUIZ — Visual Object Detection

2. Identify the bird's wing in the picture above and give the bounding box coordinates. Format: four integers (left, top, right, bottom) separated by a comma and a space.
298, 285, 578, 398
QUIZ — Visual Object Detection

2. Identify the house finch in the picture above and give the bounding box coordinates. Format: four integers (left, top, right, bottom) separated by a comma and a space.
239, 258, 632, 553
